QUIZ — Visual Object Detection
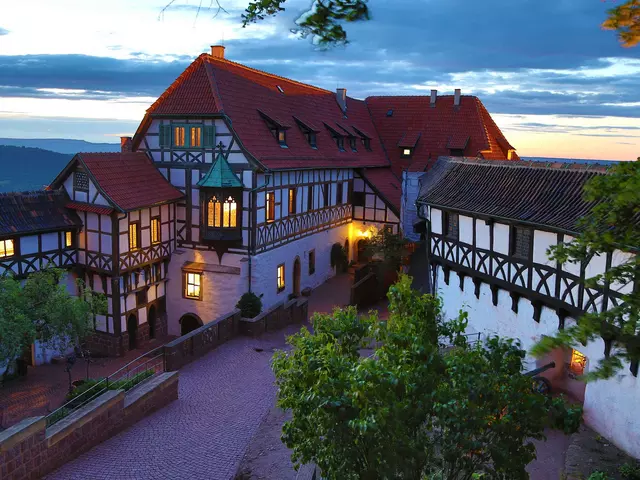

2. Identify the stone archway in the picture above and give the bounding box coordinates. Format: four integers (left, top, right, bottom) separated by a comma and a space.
127, 314, 138, 351
293, 256, 301, 297
180, 313, 203, 336
148, 305, 157, 340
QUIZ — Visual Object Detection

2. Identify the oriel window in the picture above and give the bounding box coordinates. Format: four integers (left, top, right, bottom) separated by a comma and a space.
0, 239, 15, 258
185, 272, 202, 300
266, 192, 275, 222
208, 196, 237, 228
151, 217, 161, 244
129, 222, 140, 250
173, 126, 186, 147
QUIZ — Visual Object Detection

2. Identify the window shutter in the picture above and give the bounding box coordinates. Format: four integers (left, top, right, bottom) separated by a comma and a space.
160, 125, 171, 147
203, 125, 216, 147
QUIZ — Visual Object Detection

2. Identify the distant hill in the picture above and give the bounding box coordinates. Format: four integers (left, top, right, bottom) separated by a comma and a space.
0, 138, 120, 155
0, 146, 72, 193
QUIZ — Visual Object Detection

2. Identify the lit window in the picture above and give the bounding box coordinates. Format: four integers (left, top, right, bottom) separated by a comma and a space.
508, 149, 516, 160
277, 130, 287, 147
402, 148, 413, 157
289, 188, 297, 215
129, 223, 139, 250
174, 126, 186, 147
0, 239, 15, 258
266, 192, 275, 222
190, 127, 202, 147
570, 349, 587, 375
185, 272, 202, 299
151, 217, 161, 244
208, 196, 237, 228
65, 231, 73, 248
308, 250, 315, 275
277, 264, 285, 293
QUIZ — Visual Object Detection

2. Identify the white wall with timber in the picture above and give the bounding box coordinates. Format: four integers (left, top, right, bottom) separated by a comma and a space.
426, 204, 640, 458
401, 171, 423, 242
0, 231, 77, 277
76, 211, 113, 272
165, 248, 247, 336
352, 173, 399, 227
62, 168, 110, 206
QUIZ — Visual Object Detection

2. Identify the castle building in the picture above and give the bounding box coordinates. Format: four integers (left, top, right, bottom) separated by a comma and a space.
416, 156, 639, 457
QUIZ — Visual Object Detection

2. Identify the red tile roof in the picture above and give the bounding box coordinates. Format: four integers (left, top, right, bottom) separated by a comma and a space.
398, 131, 422, 148
76, 152, 183, 212
139, 54, 390, 170
360, 168, 402, 213
65, 201, 114, 215
365, 95, 518, 177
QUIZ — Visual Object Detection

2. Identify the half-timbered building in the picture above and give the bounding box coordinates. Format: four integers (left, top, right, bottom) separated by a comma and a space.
416, 157, 639, 457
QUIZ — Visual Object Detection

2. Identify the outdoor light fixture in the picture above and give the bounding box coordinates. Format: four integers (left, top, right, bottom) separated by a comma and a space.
570, 349, 587, 375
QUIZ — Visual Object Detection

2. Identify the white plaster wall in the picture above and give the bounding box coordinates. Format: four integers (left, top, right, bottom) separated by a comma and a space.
493, 223, 509, 254
251, 224, 350, 310
431, 208, 442, 235
475, 220, 490, 250
436, 266, 640, 458
459, 215, 473, 244
165, 249, 248, 336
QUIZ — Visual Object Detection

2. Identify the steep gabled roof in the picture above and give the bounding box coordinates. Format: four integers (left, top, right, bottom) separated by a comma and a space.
51, 152, 184, 212
134, 53, 390, 171
417, 157, 616, 234
359, 168, 402, 214
0, 190, 81, 237
365, 95, 518, 177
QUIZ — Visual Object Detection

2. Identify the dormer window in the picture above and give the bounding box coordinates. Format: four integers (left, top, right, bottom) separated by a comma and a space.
294, 117, 320, 149
325, 123, 346, 152
159, 124, 214, 148
306, 132, 317, 148
349, 137, 357, 152
258, 110, 290, 148
402, 148, 413, 158
336, 136, 345, 151
386, 109, 394, 117
277, 130, 287, 147
352, 126, 372, 152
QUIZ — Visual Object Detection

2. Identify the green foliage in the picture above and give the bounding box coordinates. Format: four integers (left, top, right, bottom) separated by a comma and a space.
0, 268, 107, 366
364, 229, 409, 274
603, 0, 640, 48
273, 274, 580, 480
620, 462, 640, 479
330, 242, 348, 272
66, 369, 155, 403
588, 472, 611, 480
531, 161, 640, 380
236, 292, 263, 318
242, 0, 370, 46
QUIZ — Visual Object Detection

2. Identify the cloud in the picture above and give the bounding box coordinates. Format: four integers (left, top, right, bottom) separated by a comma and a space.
0, 27, 9, 35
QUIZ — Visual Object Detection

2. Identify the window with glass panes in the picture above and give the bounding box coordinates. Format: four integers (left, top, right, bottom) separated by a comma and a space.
277, 264, 285, 292
184, 272, 202, 299
0, 239, 15, 258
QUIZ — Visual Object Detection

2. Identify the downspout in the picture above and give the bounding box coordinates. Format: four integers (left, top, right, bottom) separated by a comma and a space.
247, 172, 271, 293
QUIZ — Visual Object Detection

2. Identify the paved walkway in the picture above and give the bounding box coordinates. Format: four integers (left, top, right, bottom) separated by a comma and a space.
48, 274, 357, 480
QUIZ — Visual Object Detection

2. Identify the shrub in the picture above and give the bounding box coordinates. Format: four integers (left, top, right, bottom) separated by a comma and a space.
588, 472, 611, 480
65, 369, 155, 403
236, 292, 263, 318
620, 463, 640, 479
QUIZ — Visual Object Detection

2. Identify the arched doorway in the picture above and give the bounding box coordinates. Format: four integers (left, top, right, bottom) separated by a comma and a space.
127, 314, 138, 350
357, 239, 369, 263
180, 313, 203, 336
293, 257, 301, 297
148, 305, 157, 340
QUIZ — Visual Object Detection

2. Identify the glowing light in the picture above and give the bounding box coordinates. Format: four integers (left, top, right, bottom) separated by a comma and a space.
570, 349, 587, 375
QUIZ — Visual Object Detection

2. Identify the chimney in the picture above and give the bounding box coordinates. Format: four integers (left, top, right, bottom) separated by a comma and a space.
454, 88, 461, 106
430, 89, 437, 107
120, 136, 132, 153
336, 88, 347, 114
210, 45, 225, 59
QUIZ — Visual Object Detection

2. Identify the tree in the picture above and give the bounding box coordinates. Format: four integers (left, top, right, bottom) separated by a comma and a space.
0, 268, 107, 368
273, 275, 580, 480
364, 229, 409, 273
532, 161, 640, 380
603, 0, 640, 48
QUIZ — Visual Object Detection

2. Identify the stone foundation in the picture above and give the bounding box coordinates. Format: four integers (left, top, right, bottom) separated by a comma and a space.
0, 372, 179, 480
84, 331, 128, 357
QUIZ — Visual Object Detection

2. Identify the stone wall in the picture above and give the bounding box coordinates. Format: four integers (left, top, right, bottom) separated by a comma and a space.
84, 330, 129, 357
239, 298, 309, 338
0, 372, 179, 480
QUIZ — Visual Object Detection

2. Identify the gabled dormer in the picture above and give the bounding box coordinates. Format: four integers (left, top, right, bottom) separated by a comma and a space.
324, 123, 345, 151
197, 147, 243, 255
398, 131, 421, 158
447, 134, 470, 157
294, 117, 320, 149
258, 110, 290, 148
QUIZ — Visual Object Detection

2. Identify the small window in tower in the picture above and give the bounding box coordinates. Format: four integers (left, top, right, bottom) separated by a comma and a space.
190, 127, 202, 147
65, 231, 74, 248
184, 272, 202, 300
151, 217, 161, 244
266, 192, 275, 222
0, 239, 15, 258
277, 264, 285, 293
174, 126, 186, 147
289, 188, 297, 215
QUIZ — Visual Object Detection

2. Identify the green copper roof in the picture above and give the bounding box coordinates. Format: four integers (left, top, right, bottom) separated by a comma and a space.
197, 152, 243, 188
